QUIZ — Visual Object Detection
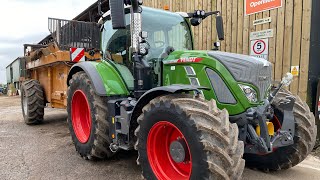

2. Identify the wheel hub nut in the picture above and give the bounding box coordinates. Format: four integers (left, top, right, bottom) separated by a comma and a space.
169, 139, 188, 163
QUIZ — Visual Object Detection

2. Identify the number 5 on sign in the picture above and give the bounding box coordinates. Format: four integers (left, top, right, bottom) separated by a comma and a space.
250, 38, 269, 60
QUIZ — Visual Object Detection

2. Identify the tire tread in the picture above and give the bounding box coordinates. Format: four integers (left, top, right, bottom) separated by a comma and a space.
135, 94, 245, 180
67, 72, 114, 160
21, 80, 44, 125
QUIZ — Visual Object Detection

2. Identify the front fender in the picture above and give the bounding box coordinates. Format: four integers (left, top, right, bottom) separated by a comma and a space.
132, 84, 209, 114
129, 85, 209, 138
67, 61, 130, 96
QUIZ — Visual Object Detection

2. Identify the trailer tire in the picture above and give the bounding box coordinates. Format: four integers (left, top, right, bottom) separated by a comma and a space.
67, 71, 114, 160
21, 80, 45, 125
244, 88, 317, 171
135, 94, 245, 180
2, 88, 7, 95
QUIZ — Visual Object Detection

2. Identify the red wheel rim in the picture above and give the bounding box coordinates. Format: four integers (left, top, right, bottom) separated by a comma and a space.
270, 115, 282, 152
71, 90, 92, 143
147, 121, 192, 180
271, 115, 282, 132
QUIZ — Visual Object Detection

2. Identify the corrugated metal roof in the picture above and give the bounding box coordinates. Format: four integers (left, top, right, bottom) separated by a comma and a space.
6, 57, 24, 69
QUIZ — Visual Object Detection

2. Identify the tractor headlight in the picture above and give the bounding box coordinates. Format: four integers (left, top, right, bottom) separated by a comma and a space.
239, 84, 258, 103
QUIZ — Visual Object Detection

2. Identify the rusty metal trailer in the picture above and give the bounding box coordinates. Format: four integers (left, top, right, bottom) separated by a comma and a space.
25, 43, 74, 108
21, 18, 101, 124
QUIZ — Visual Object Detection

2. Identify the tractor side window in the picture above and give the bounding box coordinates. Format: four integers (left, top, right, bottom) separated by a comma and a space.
101, 16, 135, 90
168, 23, 192, 50
153, 31, 166, 48
101, 16, 131, 66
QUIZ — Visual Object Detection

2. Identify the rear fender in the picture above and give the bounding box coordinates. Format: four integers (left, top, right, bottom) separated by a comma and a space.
67, 61, 130, 96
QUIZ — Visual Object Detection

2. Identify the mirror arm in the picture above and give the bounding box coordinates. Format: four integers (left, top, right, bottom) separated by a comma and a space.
186, 10, 221, 19
129, 0, 140, 13
98, 0, 104, 17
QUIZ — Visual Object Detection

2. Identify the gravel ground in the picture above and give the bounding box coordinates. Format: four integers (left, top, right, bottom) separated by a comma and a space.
1, 95, 320, 180
0, 96, 141, 180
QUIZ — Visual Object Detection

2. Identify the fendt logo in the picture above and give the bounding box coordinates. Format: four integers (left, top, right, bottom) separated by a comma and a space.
163, 57, 203, 65
245, 0, 282, 15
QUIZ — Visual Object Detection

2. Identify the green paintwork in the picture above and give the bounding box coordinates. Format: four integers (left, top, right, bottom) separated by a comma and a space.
91, 61, 130, 96
163, 50, 263, 115
112, 63, 135, 90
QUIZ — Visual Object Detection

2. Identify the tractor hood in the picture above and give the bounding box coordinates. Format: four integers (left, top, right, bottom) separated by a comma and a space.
208, 51, 272, 99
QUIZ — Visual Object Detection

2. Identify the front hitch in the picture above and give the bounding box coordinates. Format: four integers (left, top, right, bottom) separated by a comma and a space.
269, 73, 293, 103
245, 96, 296, 154
245, 101, 273, 154
271, 96, 296, 148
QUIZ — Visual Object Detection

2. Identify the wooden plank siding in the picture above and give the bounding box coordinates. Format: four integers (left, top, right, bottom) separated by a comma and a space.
145, 0, 312, 101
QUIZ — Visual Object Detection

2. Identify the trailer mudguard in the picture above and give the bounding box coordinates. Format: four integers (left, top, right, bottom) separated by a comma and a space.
67, 61, 130, 96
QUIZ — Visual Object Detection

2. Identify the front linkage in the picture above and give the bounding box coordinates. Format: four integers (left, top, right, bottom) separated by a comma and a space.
236, 73, 295, 155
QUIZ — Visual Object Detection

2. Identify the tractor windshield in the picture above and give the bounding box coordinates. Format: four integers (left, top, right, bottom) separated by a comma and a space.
101, 7, 193, 65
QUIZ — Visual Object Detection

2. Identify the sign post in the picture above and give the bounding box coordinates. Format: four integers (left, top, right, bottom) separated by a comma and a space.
250, 38, 269, 60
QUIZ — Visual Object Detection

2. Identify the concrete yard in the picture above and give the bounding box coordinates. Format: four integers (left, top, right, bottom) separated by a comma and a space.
1, 95, 320, 180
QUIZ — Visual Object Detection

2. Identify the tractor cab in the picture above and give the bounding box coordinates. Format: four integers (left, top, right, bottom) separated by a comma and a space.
99, 7, 193, 89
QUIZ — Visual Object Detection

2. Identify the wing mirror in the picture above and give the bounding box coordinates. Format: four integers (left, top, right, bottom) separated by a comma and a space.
188, 10, 225, 41
216, 15, 224, 40
109, 0, 126, 29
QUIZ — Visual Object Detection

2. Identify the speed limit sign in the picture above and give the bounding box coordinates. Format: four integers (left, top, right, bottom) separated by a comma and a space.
250, 38, 269, 60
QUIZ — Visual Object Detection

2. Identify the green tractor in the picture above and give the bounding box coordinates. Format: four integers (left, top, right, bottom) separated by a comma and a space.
66, 0, 316, 179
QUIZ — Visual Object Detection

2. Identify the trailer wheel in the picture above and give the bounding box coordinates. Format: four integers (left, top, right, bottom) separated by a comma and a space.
21, 80, 45, 125
135, 94, 245, 180
2, 87, 7, 95
67, 71, 114, 160
244, 88, 317, 171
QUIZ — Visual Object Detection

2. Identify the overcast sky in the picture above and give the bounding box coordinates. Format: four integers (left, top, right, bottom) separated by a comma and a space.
0, 0, 97, 84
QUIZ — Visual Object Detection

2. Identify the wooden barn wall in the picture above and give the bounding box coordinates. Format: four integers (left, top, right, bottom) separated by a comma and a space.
144, 0, 312, 101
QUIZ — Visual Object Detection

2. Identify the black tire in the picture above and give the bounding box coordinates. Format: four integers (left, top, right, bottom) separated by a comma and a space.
21, 80, 45, 125
315, 80, 320, 145
244, 88, 317, 171
2, 88, 7, 95
67, 71, 114, 160
135, 94, 245, 180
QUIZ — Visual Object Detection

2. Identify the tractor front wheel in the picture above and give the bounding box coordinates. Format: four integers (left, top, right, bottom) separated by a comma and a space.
67, 72, 114, 160
135, 94, 245, 180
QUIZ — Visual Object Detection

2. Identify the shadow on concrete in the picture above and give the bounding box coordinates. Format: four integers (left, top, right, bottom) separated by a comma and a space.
40, 108, 68, 126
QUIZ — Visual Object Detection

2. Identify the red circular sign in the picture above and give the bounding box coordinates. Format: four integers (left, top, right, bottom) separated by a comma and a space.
253, 40, 266, 54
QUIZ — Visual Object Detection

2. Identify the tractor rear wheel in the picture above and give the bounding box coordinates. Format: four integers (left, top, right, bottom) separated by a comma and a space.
244, 88, 317, 171
21, 80, 45, 125
135, 94, 245, 180
67, 71, 114, 160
